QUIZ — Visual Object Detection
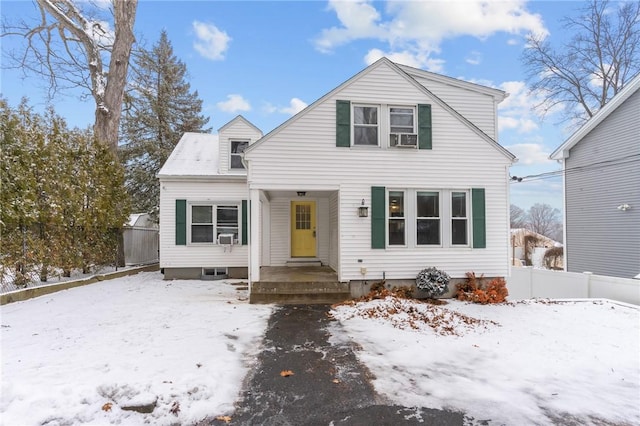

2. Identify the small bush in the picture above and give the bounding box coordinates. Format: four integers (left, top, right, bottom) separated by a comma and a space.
416, 267, 450, 298
543, 246, 564, 270
456, 272, 508, 304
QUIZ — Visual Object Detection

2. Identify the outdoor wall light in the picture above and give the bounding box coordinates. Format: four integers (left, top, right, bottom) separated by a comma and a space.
297, 191, 306, 197
617, 204, 631, 211
358, 199, 369, 217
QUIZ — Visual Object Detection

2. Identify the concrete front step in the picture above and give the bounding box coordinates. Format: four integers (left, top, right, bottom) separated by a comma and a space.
250, 291, 351, 305
285, 260, 323, 267
250, 281, 351, 304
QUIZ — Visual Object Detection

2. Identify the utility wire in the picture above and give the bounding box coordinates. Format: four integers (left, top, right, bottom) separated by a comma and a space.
510, 153, 640, 183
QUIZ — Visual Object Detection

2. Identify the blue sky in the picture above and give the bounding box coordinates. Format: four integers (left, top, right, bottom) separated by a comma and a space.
2, 0, 589, 212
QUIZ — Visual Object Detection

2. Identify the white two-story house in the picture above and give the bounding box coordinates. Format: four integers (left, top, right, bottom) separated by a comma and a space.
158, 58, 516, 299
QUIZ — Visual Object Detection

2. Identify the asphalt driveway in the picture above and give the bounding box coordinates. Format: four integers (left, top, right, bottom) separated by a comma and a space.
210, 304, 466, 425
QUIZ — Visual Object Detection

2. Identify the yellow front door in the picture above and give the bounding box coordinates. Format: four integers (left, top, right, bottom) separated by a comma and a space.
291, 201, 316, 257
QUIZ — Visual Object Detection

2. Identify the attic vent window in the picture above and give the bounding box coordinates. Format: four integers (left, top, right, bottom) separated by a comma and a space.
230, 140, 249, 169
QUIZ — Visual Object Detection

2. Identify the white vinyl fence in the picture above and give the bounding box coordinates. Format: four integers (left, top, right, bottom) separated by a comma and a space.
507, 267, 640, 305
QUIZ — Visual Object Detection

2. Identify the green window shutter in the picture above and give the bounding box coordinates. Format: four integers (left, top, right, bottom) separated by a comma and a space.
418, 104, 432, 150
472, 188, 486, 248
336, 100, 351, 147
371, 186, 386, 249
241, 200, 248, 245
175, 199, 187, 245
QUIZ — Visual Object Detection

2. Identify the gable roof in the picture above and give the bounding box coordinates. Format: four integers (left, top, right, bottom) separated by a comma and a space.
157, 132, 220, 177
218, 115, 263, 135
244, 57, 515, 162
550, 73, 640, 160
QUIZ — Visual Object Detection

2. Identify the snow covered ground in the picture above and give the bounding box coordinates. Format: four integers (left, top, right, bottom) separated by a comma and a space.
3, 273, 639, 426
331, 297, 640, 425
1, 272, 272, 425
1, 265, 136, 294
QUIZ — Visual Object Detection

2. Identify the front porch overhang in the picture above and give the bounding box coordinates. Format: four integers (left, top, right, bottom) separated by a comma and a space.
247, 186, 340, 285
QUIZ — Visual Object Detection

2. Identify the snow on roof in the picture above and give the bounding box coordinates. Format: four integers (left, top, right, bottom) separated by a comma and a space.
127, 213, 144, 227
510, 228, 561, 248
158, 132, 219, 177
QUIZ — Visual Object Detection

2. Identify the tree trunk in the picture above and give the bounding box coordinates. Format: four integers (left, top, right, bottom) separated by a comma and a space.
94, 0, 138, 151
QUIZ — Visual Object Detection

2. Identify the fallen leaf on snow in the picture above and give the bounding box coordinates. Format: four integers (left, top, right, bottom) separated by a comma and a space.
332, 379, 340, 384
216, 415, 232, 423
280, 370, 294, 377
102, 402, 112, 412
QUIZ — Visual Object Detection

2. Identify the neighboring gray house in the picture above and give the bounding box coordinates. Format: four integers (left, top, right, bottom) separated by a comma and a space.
550, 74, 640, 279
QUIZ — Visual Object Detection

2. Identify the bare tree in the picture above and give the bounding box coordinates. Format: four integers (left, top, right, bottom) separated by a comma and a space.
2, 0, 138, 151
527, 203, 562, 241
510, 204, 527, 229
522, 0, 640, 125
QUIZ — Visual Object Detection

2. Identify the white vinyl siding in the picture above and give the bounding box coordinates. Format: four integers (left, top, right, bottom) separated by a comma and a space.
218, 118, 262, 174
159, 179, 248, 268
403, 72, 499, 140
245, 60, 512, 280
329, 192, 340, 270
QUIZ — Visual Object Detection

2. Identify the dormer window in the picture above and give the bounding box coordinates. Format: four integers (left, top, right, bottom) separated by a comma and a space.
230, 140, 249, 169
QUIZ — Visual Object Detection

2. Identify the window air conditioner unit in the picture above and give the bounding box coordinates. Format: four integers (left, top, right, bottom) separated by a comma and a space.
218, 234, 235, 246
390, 133, 418, 148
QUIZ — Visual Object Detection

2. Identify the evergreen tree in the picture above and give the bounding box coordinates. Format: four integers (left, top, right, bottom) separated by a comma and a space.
120, 30, 210, 218
0, 98, 40, 286
0, 99, 129, 288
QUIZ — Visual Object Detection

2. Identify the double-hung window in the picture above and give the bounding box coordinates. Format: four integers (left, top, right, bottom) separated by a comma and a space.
190, 204, 239, 244
230, 140, 248, 169
388, 191, 405, 245
353, 105, 379, 146
216, 205, 239, 241
451, 192, 469, 245
416, 191, 440, 245
191, 205, 214, 243
390, 107, 415, 133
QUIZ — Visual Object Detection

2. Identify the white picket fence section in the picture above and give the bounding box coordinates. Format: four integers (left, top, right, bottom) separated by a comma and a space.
507, 267, 640, 305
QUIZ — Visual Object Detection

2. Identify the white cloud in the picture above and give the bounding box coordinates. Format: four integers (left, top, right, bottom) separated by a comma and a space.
89, 0, 112, 10
216, 94, 250, 113
315, 0, 386, 53
316, 0, 548, 67
281, 98, 308, 115
365, 48, 445, 72
263, 98, 308, 116
497, 80, 545, 133
507, 38, 520, 46
497, 80, 568, 133
85, 20, 114, 46
465, 51, 482, 65
192, 21, 231, 60
504, 142, 554, 166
